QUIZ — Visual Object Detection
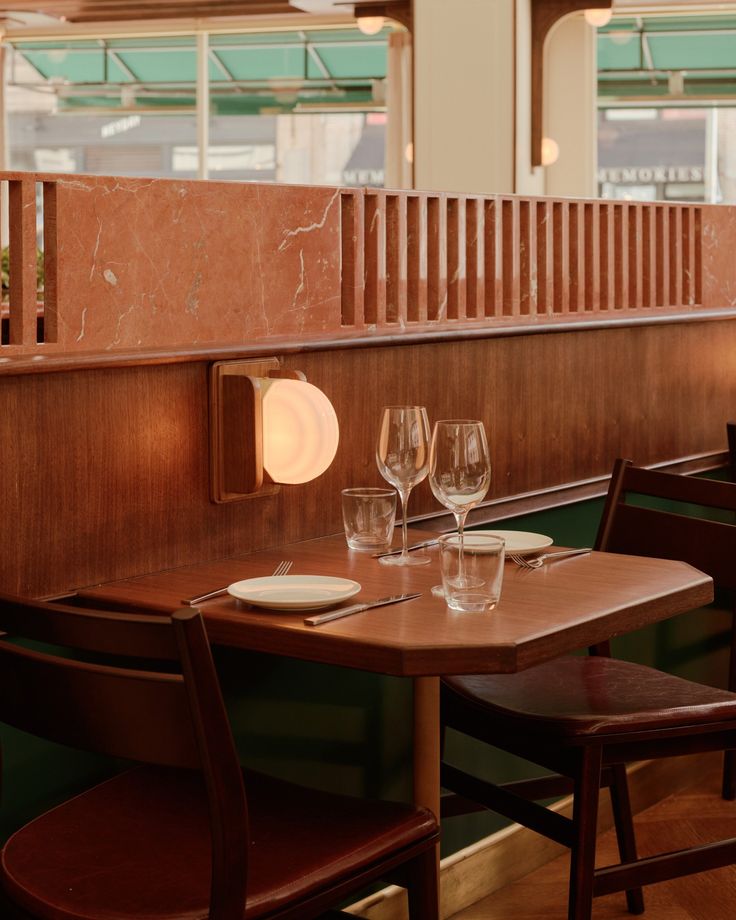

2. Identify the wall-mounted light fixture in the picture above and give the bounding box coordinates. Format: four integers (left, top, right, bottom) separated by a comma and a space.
357, 15, 385, 35
530, 0, 613, 167
541, 136, 560, 167
583, 7, 612, 27
351, 2, 412, 32
209, 358, 340, 503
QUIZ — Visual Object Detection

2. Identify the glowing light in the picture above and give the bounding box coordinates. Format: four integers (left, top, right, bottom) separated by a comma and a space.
404, 141, 414, 164
357, 15, 385, 35
541, 137, 560, 167
584, 8, 613, 28
262, 379, 339, 485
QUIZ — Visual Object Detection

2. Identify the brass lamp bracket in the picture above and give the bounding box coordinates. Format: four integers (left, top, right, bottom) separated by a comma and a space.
530, 0, 612, 167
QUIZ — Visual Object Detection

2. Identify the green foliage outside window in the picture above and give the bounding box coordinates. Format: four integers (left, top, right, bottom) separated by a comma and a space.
1, 247, 45, 300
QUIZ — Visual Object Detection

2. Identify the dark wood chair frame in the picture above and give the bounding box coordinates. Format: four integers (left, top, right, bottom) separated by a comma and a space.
0, 596, 439, 920
440, 456, 736, 920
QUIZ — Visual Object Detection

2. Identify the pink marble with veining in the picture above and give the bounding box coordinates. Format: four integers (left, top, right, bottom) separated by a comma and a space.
1, 171, 735, 363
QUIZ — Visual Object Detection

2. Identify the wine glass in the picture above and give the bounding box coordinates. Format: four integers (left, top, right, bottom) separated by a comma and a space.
429, 420, 491, 594
376, 406, 431, 567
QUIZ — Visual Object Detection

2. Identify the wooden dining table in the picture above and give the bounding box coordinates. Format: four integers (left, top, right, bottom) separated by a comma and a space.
77, 529, 713, 826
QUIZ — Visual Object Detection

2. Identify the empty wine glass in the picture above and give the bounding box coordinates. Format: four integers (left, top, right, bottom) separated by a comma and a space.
376, 406, 431, 567
429, 420, 491, 595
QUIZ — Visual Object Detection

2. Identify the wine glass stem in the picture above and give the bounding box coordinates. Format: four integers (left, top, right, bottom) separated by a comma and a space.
399, 488, 411, 558
455, 510, 468, 580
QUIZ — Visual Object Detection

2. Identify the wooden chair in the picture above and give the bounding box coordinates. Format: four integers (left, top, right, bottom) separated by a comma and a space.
440, 457, 736, 920
0, 595, 439, 920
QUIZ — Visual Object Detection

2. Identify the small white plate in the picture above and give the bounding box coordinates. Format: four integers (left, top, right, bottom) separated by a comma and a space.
449, 530, 554, 555
227, 575, 361, 611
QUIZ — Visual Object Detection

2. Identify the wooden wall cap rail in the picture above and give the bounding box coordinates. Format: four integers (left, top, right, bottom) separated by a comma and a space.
0, 170, 727, 363
1, 307, 736, 377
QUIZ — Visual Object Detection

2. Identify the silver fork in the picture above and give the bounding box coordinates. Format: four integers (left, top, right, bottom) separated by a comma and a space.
182, 560, 293, 605
509, 548, 592, 570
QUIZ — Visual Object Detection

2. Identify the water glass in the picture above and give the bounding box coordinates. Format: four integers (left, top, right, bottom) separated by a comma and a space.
341, 488, 397, 553
439, 533, 505, 612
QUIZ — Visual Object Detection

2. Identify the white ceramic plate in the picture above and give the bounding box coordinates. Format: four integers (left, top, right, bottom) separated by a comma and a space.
227, 575, 361, 611
448, 530, 554, 555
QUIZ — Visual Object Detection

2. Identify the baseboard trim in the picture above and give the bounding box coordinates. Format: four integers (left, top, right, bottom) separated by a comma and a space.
346, 753, 716, 920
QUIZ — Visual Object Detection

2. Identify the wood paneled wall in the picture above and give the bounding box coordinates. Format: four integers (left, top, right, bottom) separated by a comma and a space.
2, 319, 735, 598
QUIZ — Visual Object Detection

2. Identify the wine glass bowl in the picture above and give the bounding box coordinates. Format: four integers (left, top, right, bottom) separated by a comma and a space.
429, 419, 491, 594
376, 406, 431, 567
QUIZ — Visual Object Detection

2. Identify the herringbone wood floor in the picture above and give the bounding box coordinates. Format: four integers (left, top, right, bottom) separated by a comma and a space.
450, 762, 736, 919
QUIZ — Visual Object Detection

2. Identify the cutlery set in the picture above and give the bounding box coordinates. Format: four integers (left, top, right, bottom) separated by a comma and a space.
183, 546, 593, 623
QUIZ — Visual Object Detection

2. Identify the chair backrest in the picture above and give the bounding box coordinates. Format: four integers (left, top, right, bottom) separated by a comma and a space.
595, 458, 736, 591
0, 595, 248, 920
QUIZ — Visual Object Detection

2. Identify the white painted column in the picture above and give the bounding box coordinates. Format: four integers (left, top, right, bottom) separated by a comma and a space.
413, 0, 515, 194
196, 31, 210, 180
544, 13, 597, 198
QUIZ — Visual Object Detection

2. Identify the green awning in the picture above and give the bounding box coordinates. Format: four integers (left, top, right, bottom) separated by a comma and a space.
10, 27, 389, 115
599, 15, 736, 102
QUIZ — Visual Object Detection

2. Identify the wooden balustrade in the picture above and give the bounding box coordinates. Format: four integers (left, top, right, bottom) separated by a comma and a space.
0, 171, 727, 362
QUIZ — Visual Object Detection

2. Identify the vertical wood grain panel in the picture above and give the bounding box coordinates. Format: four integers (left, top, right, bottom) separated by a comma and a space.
502, 199, 520, 317
569, 203, 580, 314
484, 200, 498, 318
642, 206, 653, 309
553, 201, 567, 314
670, 206, 681, 308
446, 197, 458, 319
519, 200, 534, 316
536, 201, 551, 316
613, 204, 625, 310
628, 206, 641, 310
447, 197, 466, 320
682, 207, 692, 306
583, 202, 608, 311
363, 193, 381, 325
465, 198, 483, 319
385, 194, 402, 324
407, 195, 422, 322
656, 205, 667, 309
427, 196, 447, 321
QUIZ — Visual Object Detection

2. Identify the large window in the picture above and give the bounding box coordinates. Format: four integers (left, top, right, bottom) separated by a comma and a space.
7, 28, 388, 186
597, 14, 736, 204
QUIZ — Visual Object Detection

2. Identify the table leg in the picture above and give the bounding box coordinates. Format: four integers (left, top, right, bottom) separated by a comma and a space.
413, 675, 442, 914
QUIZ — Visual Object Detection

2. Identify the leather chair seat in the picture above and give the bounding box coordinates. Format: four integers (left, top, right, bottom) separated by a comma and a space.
443, 655, 736, 740
1, 766, 436, 920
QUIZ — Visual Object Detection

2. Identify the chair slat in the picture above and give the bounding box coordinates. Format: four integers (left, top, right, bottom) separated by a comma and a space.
0, 594, 179, 659
624, 465, 736, 512
0, 642, 200, 767
607, 504, 736, 590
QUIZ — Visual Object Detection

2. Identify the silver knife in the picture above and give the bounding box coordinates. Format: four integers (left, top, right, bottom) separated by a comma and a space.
304, 592, 422, 627
372, 539, 439, 559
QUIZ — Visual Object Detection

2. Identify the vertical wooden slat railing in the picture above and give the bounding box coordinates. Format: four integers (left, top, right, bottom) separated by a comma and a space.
0, 172, 725, 359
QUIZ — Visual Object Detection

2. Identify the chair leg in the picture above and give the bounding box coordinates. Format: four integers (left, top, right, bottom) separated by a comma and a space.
568, 746, 603, 920
609, 763, 645, 915
406, 848, 440, 920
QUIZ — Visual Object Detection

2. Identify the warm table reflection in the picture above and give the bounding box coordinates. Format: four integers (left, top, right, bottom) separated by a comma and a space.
78, 529, 712, 827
